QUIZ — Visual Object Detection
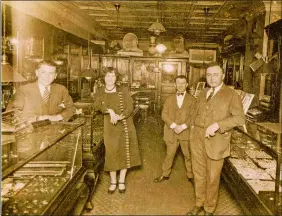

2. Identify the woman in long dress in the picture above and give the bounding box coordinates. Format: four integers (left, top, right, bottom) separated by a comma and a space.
93, 67, 141, 194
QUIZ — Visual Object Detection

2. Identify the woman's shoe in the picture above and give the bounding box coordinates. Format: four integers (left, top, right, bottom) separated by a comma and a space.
108, 182, 117, 194
118, 182, 126, 193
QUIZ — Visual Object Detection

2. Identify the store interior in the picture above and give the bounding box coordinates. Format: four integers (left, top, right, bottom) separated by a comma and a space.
1, 1, 282, 215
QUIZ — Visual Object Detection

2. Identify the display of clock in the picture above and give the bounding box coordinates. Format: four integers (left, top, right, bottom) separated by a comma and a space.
122, 33, 139, 52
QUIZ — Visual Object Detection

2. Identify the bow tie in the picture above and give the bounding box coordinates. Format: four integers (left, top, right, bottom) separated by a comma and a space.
177, 93, 184, 96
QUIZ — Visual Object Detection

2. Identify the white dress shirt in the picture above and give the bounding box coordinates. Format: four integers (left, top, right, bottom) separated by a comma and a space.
170, 91, 187, 130
37, 82, 63, 121
38, 83, 50, 97
176, 91, 186, 108
206, 82, 224, 99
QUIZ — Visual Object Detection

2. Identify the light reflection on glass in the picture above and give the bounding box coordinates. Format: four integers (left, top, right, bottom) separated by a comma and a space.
163, 64, 174, 73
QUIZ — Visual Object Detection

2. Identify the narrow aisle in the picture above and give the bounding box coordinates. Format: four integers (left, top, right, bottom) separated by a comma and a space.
83, 116, 243, 215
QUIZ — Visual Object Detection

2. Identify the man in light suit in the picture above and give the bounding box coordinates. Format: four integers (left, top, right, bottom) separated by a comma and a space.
154, 75, 196, 184
7, 60, 75, 122
187, 63, 245, 216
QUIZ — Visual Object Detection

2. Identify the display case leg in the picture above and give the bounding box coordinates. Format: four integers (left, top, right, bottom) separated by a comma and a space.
84, 170, 100, 211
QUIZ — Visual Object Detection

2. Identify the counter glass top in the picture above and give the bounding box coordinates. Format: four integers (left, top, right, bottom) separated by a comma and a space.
2, 122, 83, 179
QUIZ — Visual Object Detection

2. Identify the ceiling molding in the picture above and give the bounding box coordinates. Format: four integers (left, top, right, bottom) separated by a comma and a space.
3, 1, 109, 41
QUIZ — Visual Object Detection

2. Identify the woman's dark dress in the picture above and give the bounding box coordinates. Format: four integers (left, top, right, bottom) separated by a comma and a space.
93, 86, 141, 171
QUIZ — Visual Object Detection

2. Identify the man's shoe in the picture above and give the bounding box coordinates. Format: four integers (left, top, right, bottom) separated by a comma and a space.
204, 211, 213, 216
186, 206, 204, 215
154, 176, 169, 183
188, 178, 194, 185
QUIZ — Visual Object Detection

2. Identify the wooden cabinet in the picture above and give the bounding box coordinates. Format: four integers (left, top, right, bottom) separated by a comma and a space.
90, 55, 188, 110
159, 60, 186, 105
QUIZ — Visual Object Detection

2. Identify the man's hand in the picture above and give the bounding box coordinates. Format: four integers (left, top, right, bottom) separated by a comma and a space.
205, 122, 219, 139
174, 125, 185, 134
37, 115, 50, 121
38, 115, 63, 122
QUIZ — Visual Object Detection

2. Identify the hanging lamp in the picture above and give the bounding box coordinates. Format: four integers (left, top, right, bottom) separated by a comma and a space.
1, 3, 26, 82
148, 1, 166, 35
80, 33, 97, 80
114, 3, 121, 29
203, 7, 210, 66
148, 19, 166, 35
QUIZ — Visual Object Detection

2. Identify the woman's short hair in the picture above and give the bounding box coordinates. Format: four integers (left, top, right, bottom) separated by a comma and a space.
99, 67, 120, 84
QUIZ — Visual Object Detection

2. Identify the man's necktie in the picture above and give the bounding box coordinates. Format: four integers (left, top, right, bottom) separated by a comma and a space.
43, 87, 50, 103
177, 92, 184, 96
207, 87, 215, 101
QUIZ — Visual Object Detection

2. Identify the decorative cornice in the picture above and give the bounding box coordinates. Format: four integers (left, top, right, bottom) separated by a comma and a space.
2, 1, 109, 41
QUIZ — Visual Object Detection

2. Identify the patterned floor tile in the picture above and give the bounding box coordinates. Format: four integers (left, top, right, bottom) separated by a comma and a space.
83, 116, 243, 215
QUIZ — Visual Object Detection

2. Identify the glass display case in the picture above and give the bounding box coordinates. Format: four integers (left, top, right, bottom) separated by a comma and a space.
71, 108, 105, 211
222, 122, 281, 215
1, 120, 86, 215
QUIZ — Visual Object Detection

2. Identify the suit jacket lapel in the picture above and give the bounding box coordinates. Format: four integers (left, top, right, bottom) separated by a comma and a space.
201, 88, 214, 116
49, 84, 57, 112
182, 94, 191, 107
173, 95, 178, 109
34, 81, 45, 105
211, 84, 227, 103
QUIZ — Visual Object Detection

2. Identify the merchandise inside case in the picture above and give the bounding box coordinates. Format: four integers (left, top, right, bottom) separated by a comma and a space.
1, 121, 84, 215
223, 123, 282, 215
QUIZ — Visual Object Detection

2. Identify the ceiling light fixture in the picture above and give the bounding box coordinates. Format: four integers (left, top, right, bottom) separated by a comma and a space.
148, 19, 166, 36
114, 3, 121, 29
1, 3, 26, 82
80, 32, 97, 80
148, 0, 166, 35
203, 7, 210, 65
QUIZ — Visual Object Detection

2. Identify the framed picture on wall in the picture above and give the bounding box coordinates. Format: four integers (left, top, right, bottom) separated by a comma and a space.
132, 59, 156, 87
189, 49, 216, 63
195, 82, 206, 97
24, 37, 44, 61
159, 61, 181, 84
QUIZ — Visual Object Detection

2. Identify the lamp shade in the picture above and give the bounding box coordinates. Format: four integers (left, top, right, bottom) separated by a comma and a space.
1, 54, 26, 82
148, 19, 166, 35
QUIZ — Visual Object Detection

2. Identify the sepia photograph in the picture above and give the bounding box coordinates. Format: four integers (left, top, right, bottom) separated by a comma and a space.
1, 1, 281, 216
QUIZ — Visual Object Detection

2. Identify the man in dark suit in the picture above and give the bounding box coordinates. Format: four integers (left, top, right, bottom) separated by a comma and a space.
187, 63, 245, 216
7, 60, 75, 122
154, 75, 196, 184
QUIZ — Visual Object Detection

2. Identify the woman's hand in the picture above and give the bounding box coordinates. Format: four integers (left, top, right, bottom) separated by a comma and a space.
107, 109, 125, 124
107, 109, 118, 124
117, 114, 125, 121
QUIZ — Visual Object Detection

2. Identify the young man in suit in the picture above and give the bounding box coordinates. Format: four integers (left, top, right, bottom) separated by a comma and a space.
7, 60, 75, 122
154, 75, 196, 184
187, 63, 245, 216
